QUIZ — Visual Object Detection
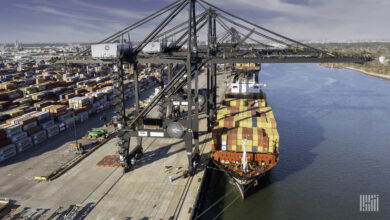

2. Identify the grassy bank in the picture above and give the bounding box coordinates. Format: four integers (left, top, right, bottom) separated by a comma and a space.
311, 42, 390, 77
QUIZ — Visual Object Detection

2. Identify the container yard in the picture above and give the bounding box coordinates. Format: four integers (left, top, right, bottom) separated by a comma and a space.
0, 60, 162, 164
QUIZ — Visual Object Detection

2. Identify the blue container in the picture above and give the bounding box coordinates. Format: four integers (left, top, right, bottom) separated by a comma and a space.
252, 117, 257, 127
43, 91, 53, 96
38, 116, 51, 124
252, 146, 258, 152
0, 114, 10, 123
25, 107, 35, 113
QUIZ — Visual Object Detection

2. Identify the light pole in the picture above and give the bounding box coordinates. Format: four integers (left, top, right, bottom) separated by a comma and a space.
72, 111, 79, 152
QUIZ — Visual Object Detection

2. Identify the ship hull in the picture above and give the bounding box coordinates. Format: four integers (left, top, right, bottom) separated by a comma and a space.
211, 159, 268, 199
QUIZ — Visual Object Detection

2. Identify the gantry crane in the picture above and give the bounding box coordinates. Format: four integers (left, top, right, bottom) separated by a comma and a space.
55, 0, 370, 175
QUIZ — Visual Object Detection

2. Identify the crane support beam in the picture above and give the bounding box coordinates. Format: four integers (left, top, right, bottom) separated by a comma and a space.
55, 0, 371, 176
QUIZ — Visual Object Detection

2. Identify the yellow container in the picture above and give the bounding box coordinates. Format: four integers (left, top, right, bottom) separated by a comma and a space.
237, 127, 243, 140
269, 145, 274, 153
54, 74, 62, 80
272, 129, 279, 142
221, 134, 227, 142
253, 130, 258, 141
10, 110, 24, 117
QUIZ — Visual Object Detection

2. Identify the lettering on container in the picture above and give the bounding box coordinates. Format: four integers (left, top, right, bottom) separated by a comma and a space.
150, 132, 164, 137
138, 131, 148, 137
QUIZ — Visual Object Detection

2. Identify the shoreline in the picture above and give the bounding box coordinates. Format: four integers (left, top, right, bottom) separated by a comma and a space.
321, 64, 390, 82
343, 66, 390, 82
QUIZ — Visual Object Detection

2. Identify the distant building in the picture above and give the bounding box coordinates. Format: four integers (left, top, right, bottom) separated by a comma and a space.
15, 40, 23, 50
379, 56, 388, 65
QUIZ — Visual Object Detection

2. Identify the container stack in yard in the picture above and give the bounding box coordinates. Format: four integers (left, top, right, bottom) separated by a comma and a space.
0, 60, 161, 163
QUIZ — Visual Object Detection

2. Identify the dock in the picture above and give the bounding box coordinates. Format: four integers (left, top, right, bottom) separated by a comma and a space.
3, 72, 227, 219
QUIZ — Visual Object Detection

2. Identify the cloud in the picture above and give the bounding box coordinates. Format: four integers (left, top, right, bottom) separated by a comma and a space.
14, 3, 109, 21
71, 0, 150, 19
206, 0, 390, 41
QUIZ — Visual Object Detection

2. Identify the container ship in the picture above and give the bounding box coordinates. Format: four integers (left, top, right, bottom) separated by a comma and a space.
211, 63, 279, 199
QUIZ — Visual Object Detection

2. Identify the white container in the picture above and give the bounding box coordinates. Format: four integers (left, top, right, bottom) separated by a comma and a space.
33, 111, 50, 120
46, 124, 59, 138
59, 123, 66, 132
102, 86, 113, 94
15, 137, 33, 152
0, 144, 16, 161
16, 136, 32, 146
33, 135, 47, 145
10, 131, 28, 143
91, 43, 132, 58
41, 120, 55, 129
69, 96, 90, 105
58, 112, 73, 122
92, 92, 103, 98
9, 115, 29, 125
142, 42, 168, 53
3, 124, 22, 136
46, 123, 59, 131
47, 129, 59, 138
32, 130, 46, 140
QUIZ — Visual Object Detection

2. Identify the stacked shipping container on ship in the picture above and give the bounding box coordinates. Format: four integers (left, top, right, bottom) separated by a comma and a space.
210, 64, 279, 199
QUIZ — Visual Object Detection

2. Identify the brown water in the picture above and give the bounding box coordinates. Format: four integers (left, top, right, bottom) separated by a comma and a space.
196, 64, 390, 220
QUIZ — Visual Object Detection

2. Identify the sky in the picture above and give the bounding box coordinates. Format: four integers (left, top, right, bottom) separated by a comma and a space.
0, 0, 389, 43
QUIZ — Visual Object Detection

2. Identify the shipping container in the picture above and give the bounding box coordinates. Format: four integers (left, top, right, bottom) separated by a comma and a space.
41, 120, 55, 130
2, 124, 22, 136
15, 137, 33, 152
46, 124, 59, 138
10, 131, 28, 143
91, 43, 132, 58
142, 42, 169, 53
0, 144, 16, 161
32, 130, 46, 141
